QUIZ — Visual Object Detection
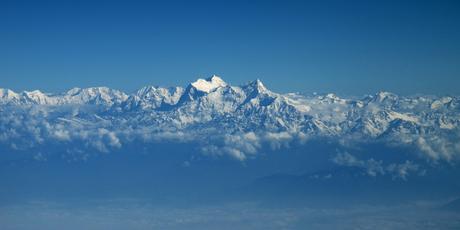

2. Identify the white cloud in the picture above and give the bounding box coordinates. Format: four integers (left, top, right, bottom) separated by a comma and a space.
264, 132, 293, 150
332, 152, 421, 179
52, 125, 71, 141
386, 161, 420, 180
0, 99, 458, 166
332, 152, 362, 167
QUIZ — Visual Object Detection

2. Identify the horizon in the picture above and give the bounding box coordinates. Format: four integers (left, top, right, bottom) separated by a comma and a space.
1, 74, 459, 97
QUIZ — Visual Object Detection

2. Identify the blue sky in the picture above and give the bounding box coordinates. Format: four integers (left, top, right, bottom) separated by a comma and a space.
1, 0, 459, 95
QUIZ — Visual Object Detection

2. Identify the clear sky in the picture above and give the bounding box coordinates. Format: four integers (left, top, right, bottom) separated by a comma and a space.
1, 0, 459, 95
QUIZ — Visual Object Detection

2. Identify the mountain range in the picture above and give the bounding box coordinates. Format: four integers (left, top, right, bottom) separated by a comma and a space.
2, 75, 460, 207
1, 75, 458, 163
0, 75, 460, 161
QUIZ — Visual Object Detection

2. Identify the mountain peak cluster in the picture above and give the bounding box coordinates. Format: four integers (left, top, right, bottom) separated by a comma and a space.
0, 75, 459, 162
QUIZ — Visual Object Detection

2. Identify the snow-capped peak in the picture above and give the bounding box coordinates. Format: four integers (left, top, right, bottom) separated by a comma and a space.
0, 88, 19, 100
127, 85, 184, 109
242, 79, 270, 97
66, 87, 82, 96
62, 87, 128, 105
251, 79, 268, 92
375, 91, 397, 102
23, 89, 45, 96
190, 75, 227, 93
21, 90, 56, 104
431, 97, 453, 110
136, 85, 158, 98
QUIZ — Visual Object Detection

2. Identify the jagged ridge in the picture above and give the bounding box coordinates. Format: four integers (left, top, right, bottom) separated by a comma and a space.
0, 75, 459, 162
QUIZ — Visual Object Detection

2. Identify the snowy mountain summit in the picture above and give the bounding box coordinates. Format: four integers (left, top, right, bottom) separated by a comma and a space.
190, 75, 227, 93
0, 75, 459, 162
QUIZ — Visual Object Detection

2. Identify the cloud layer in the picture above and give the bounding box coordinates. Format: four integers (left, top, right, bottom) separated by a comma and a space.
1, 200, 458, 230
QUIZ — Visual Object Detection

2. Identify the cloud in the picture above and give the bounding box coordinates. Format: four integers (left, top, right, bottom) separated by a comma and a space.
332, 152, 362, 167
415, 136, 460, 162
98, 128, 121, 148
200, 132, 261, 161
332, 152, 421, 180
386, 161, 421, 180
264, 132, 293, 149
51, 124, 71, 141
199, 131, 310, 161
0, 101, 459, 166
